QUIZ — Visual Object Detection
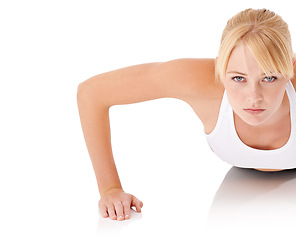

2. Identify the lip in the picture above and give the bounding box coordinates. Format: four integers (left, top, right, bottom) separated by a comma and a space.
244, 109, 266, 115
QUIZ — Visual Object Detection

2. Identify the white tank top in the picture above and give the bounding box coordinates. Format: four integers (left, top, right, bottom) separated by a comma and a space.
204, 80, 296, 169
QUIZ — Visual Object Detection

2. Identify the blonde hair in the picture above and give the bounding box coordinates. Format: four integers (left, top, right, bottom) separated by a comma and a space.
216, 8, 295, 82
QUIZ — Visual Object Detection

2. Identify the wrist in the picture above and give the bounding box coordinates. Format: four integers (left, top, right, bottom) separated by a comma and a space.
100, 186, 123, 197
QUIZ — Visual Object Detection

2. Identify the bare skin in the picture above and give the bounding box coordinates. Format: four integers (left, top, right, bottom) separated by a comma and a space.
77, 51, 296, 220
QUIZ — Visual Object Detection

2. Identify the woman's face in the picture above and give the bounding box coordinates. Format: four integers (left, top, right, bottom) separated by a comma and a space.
222, 43, 290, 127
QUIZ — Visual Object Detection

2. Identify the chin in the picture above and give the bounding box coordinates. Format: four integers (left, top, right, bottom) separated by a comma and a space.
245, 119, 266, 126
239, 115, 267, 126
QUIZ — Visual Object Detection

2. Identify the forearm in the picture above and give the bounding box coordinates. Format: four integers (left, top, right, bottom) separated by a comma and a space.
77, 84, 122, 196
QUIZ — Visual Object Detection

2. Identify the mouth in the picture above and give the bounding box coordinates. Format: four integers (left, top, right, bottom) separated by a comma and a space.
244, 108, 266, 114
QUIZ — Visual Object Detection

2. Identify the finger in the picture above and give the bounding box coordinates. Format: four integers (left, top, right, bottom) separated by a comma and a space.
114, 201, 124, 221
123, 202, 131, 220
132, 197, 143, 213
99, 203, 109, 218
107, 204, 117, 220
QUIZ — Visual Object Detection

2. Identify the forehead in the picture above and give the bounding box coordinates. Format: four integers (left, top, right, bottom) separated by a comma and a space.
227, 43, 261, 73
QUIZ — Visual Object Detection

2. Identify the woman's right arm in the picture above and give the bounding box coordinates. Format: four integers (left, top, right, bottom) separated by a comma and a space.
76, 58, 214, 221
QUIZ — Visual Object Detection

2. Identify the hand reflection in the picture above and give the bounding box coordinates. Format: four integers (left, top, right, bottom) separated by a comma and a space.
207, 167, 296, 229
96, 207, 143, 237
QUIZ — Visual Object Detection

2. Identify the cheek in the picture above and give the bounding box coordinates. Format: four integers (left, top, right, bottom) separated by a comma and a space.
225, 88, 243, 108
266, 84, 287, 103
266, 90, 285, 108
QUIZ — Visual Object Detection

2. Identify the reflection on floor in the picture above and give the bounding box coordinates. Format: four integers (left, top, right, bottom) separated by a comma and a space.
96, 207, 143, 237
207, 167, 296, 233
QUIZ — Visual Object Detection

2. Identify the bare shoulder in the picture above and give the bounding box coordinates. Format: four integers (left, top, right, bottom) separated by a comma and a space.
168, 57, 224, 95
172, 58, 225, 133
163, 58, 222, 99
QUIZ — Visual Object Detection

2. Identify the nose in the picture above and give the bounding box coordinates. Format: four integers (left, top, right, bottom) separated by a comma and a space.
247, 84, 263, 105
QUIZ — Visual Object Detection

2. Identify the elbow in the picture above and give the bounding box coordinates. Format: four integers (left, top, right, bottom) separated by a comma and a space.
77, 80, 93, 97
77, 80, 89, 93
77, 81, 93, 104
77, 80, 109, 109
77, 81, 86, 101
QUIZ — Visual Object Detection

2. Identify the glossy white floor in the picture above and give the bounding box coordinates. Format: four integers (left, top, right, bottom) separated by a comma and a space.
2, 1, 296, 239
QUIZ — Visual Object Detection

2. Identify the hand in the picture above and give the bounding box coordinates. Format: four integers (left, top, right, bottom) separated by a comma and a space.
99, 188, 143, 221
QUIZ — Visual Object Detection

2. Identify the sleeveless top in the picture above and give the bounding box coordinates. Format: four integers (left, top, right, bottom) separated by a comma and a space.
204, 80, 296, 170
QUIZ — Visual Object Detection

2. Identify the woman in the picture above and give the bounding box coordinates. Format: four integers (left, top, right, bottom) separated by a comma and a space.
77, 8, 296, 221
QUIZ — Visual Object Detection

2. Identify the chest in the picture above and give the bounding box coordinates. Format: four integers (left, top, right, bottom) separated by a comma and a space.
233, 112, 291, 150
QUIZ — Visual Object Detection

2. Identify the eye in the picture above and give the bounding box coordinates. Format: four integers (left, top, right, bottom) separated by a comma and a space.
264, 76, 277, 82
232, 76, 245, 82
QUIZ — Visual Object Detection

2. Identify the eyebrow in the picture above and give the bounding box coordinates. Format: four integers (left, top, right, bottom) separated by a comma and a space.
227, 71, 247, 76
226, 71, 271, 76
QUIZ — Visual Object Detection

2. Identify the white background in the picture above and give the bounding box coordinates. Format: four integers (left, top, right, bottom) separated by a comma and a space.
1, 0, 296, 239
